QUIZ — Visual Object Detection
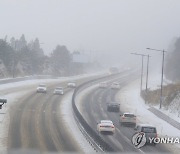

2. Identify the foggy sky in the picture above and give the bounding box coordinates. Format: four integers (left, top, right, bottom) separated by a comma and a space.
1, 0, 180, 67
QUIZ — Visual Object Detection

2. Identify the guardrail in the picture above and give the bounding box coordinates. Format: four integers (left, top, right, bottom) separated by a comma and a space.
72, 74, 122, 152
148, 107, 180, 130
0, 75, 58, 85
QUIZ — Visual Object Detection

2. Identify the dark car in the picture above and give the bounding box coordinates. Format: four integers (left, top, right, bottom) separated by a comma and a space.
134, 124, 157, 145
107, 103, 120, 112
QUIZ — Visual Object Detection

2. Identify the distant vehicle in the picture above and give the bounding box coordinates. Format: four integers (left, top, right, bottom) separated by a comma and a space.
107, 102, 120, 112
119, 113, 136, 127
0, 98, 7, 109
97, 120, 115, 134
99, 82, 108, 88
134, 124, 157, 145
36, 84, 47, 93
111, 82, 120, 89
53, 87, 64, 95
67, 81, 76, 88
109, 67, 119, 74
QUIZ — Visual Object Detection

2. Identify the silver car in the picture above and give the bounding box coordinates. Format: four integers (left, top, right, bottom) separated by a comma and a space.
53, 87, 64, 95
134, 124, 157, 145
36, 84, 47, 93
119, 113, 136, 127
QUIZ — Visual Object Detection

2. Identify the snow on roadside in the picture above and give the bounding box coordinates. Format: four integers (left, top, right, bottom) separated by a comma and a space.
60, 91, 95, 153
0, 90, 32, 153
0, 71, 107, 153
116, 79, 180, 151
147, 73, 172, 91
0, 72, 107, 91
154, 104, 180, 123
117, 79, 180, 137
142, 73, 180, 123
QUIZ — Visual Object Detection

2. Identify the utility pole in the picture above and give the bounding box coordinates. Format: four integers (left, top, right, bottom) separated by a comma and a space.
146, 48, 166, 109
146, 55, 150, 93
140, 55, 144, 92
12, 41, 17, 78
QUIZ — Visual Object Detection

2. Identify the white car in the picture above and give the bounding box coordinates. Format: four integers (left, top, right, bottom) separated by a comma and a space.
119, 113, 136, 126
99, 82, 108, 88
111, 82, 120, 89
36, 84, 47, 93
97, 120, 115, 134
53, 87, 64, 95
67, 81, 76, 88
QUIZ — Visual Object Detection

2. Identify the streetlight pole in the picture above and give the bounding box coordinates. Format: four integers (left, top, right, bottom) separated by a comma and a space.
146, 48, 166, 109
140, 55, 144, 92
146, 55, 150, 93
12, 41, 17, 78
131, 53, 150, 93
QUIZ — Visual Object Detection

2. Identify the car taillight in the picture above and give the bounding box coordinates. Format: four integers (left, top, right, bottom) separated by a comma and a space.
100, 125, 103, 127
111, 126, 114, 128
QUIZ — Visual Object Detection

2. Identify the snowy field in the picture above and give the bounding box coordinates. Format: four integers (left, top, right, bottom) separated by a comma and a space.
142, 73, 179, 122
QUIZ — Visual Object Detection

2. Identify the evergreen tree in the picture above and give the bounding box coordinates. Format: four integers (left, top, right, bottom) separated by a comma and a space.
51, 45, 71, 76
165, 38, 180, 81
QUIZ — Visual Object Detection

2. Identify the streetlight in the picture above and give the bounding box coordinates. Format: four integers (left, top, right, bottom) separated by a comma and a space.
12, 41, 17, 78
146, 55, 150, 93
146, 48, 167, 109
131, 53, 150, 93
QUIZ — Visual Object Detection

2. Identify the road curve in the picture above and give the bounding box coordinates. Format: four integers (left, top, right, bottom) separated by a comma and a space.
78, 73, 171, 153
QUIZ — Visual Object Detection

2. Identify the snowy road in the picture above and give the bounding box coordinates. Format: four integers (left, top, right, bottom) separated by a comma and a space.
76, 72, 172, 153
0, 73, 106, 153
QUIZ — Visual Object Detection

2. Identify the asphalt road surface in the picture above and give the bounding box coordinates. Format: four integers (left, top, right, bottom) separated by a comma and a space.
80, 74, 171, 153
7, 73, 124, 153
7, 82, 81, 153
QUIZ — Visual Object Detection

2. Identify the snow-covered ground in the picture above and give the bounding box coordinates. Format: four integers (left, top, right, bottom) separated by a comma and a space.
0, 90, 31, 153
0, 71, 106, 91
60, 91, 95, 153
117, 78, 180, 152
141, 73, 179, 122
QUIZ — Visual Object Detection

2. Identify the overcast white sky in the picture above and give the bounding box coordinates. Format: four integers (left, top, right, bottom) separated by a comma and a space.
1, 0, 180, 67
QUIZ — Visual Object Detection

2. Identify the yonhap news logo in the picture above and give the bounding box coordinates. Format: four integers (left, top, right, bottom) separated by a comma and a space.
132, 132, 146, 148
132, 132, 180, 148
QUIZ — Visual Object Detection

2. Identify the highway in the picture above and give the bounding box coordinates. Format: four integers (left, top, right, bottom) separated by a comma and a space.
5, 71, 173, 153
78, 73, 171, 153
7, 82, 81, 153
6, 72, 124, 153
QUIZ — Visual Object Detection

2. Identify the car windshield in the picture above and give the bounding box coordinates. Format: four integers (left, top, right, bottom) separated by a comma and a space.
142, 127, 157, 133
110, 103, 118, 106
56, 88, 63, 90
39, 85, 46, 87
113, 83, 119, 85
101, 120, 113, 124
124, 114, 135, 117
